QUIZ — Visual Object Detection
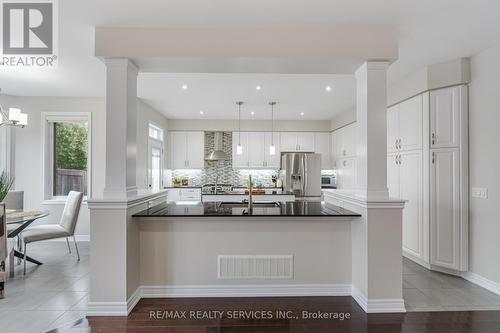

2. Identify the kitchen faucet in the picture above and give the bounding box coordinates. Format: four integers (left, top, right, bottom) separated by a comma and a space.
248, 175, 253, 212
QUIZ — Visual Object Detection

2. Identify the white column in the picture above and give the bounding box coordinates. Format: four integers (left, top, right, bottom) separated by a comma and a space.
103, 58, 138, 199
355, 61, 390, 200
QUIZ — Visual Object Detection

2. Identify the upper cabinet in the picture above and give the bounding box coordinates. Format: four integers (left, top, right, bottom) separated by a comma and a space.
232, 131, 281, 169
280, 132, 315, 152
332, 123, 357, 158
314, 132, 331, 169
387, 94, 423, 153
430, 86, 462, 148
169, 131, 204, 169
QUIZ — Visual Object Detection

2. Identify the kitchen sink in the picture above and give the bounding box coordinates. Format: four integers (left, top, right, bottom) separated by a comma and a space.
218, 202, 281, 209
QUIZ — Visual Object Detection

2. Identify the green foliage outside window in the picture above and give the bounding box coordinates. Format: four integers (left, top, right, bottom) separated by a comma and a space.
55, 122, 88, 170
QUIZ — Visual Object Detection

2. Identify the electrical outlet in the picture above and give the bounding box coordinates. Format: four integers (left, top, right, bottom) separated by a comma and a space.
471, 187, 488, 199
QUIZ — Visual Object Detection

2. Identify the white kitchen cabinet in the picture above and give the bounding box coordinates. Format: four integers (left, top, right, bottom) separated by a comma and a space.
400, 150, 424, 260
331, 131, 338, 159
387, 150, 425, 262
430, 86, 461, 149
233, 132, 280, 169
387, 152, 400, 198
333, 123, 357, 158
167, 188, 202, 202
387, 95, 422, 153
279, 132, 315, 152
430, 148, 461, 270
337, 157, 356, 189
232, 132, 249, 168
387, 105, 400, 153
297, 132, 315, 151
170, 131, 204, 169
314, 132, 331, 169
400, 95, 423, 151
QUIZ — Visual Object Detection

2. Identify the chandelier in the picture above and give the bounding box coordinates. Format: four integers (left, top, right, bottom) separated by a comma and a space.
0, 89, 28, 128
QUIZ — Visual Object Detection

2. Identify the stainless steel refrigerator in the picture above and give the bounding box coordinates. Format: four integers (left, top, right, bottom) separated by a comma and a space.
281, 152, 321, 199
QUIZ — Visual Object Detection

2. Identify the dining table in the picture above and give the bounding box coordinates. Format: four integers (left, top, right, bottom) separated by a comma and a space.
6, 209, 49, 277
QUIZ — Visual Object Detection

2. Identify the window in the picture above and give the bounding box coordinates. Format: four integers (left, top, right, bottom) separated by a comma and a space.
42, 113, 91, 201
149, 123, 164, 141
148, 123, 164, 191
53, 122, 88, 196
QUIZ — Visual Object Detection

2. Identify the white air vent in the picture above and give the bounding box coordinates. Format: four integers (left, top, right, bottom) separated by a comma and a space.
217, 255, 293, 279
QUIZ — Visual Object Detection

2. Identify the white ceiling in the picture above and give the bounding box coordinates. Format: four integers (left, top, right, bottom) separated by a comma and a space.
1, 0, 500, 119
138, 73, 355, 120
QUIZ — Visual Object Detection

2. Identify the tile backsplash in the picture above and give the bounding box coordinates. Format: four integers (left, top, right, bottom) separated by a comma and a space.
167, 131, 279, 188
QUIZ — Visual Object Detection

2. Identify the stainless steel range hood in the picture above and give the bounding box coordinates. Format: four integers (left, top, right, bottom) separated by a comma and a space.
205, 132, 229, 161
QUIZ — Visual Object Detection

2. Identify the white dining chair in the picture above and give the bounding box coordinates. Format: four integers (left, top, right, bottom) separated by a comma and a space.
21, 191, 83, 274
4, 191, 24, 265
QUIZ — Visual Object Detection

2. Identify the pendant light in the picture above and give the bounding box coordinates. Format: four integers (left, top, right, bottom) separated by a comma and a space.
269, 102, 277, 155
236, 101, 244, 155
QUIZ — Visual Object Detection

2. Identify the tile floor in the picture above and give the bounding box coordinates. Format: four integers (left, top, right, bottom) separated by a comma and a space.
0, 241, 89, 333
2, 243, 500, 332
403, 257, 500, 311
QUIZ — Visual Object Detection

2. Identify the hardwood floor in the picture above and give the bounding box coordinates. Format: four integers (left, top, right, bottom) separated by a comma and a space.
58, 297, 500, 333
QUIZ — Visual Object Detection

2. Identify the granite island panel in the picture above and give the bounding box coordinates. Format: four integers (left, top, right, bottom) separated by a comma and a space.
133, 201, 360, 218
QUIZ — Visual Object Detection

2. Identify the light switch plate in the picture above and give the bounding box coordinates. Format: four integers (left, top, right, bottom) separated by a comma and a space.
471, 187, 488, 199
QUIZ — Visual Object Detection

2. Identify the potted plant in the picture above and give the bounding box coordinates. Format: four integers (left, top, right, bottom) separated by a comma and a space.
172, 176, 182, 188
0, 170, 14, 203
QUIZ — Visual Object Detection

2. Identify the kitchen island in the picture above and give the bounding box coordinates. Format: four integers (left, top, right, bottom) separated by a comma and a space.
133, 201, 359, 218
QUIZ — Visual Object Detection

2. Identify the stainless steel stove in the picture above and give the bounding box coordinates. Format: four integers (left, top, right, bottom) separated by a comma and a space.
202, 183, 233, 194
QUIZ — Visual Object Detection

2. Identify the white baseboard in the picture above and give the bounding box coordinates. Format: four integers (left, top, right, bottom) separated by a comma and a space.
141, 284, 352, 298
127, 287, 142, 314
89, 284, 407, 316
87, 301, 128, 316
351, 287, 406, 313
462, 272, 500, 296
43, 235, 90, 242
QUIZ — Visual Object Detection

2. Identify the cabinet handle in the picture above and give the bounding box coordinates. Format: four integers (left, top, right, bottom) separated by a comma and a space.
395, 139, 398, 149
343, 160, 347, 167
399, 154, 402, 165
398, 139, 402, 149
432, 152, 435, 164
431, 133, 435, 145
395, 155, 399, 165
343, 149, 347, 156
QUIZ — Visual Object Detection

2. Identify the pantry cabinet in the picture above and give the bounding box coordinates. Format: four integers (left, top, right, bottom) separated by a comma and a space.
430, 86, 461, 149
429, 85, 468, 272
430, 148, 461, 270
170, 131, 204, 169
387, 85, 468, 273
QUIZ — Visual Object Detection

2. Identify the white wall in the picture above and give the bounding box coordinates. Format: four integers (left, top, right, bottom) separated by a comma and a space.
5, 96, 167, 238
168, 119, 331, 132
468, 43, 500, 286
136, 100, 168, 189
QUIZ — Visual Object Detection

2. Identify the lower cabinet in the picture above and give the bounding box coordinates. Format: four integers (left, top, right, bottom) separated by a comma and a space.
387, 150, 426, 263
336, 157, 357, 189
430, 148, 466, 271
167, 188, 202, 202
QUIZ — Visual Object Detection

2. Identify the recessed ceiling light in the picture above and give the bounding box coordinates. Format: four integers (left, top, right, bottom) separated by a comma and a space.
182, 84, 188, 90
256, 86, 261, 91
250, 111, 255, 116
300, 112, 305, 116
326, 85, 332, 92
199, 110, 204, 115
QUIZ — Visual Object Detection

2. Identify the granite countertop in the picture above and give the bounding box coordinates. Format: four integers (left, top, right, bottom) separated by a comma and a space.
133, 201, 360, 218
201, 190, 294, 196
